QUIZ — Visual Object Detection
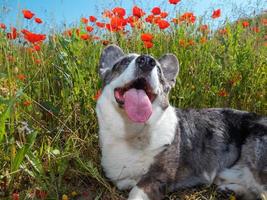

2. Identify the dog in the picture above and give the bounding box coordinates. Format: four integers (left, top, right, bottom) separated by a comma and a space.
96, 45, 267, 200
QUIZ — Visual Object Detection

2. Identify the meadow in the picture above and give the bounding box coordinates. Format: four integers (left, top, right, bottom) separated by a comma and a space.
0, 1, 266, 199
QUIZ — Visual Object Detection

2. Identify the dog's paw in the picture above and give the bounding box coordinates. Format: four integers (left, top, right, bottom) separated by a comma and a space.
128, 186, 150, 200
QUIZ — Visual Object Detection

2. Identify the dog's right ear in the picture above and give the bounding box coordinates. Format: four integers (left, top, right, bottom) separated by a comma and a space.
99, 45, 124, 80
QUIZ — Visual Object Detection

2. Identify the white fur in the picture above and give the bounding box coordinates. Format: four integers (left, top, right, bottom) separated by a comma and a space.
128, 186, 150, 200
96, 57, 177, 189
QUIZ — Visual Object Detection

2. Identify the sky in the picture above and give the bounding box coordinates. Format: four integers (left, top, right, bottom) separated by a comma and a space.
0, 0, 266, 33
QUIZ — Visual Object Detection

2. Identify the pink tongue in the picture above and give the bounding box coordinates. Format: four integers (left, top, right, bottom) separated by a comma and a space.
124, 88, 152, 123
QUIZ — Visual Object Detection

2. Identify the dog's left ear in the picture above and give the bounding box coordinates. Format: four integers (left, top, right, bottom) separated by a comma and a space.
99, 44, 124, 80
158, 54, 179, 87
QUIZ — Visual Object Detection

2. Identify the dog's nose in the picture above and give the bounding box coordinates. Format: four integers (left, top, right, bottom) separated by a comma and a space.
136, 55, 156, 73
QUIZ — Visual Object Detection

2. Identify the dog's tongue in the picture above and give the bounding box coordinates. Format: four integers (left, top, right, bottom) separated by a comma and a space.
124, 88, 152, 123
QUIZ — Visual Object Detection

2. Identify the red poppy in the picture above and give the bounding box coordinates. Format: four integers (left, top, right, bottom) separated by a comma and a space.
160, 12, 168, 18
145, 15, 154, 23
34, 17, 42, 24
218, 88, 228, 97
23, 100, 31, 107
94, 89, 102, 101
81, 17, 88, 24
34, 58, 41, 64
211, 9, 221, 19
219, 28, 228, 35
132, 6, 146, 18
188, 39, 195, 46
200, 37, 207, 44
86, 26, 94, 32
110, 16, 125, 31
35, 189, 48, 199
199, 24, 208, 32
143, 41, 154, 48
80, 34, 90, 40
242, 21, 249, 28
7, 27, 17, 40
157, 20, 170, 29
179, 39, 186, 47
179, 12, 196, 24
22, 9, 35, 19
262, 18, 267, 26
0, 23, 6, 29
112, 7, 126, 17
89, 16, 97, 22
103, 10, 113, 18
96, 22, 105, 28
33, 44, 41, 51
17, 74, 26, 81
251, 26, 260, 33
141, 33, 153, 42
23, 31, 46, 43
169, 0, 181, 4
151, 7, 161, 15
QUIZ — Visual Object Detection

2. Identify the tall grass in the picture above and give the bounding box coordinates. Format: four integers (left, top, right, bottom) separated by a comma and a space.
0, 7, 266, 199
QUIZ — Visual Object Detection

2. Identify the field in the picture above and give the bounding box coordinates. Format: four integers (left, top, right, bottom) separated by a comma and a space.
0, 2, 266, 200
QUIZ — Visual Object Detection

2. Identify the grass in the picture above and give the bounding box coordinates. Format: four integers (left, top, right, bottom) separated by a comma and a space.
0, 5, 266, 200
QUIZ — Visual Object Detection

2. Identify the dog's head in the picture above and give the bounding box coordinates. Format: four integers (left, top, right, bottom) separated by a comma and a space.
98, 45, 179, 124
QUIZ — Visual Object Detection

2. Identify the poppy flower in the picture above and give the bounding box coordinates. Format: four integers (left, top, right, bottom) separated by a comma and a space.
151, 7, 161, 15
179, 39, 186, 47
23, 100, 31, 107
251, 26, 259, 33
110, 16, 125, 31
33, 44, 41, 51
22, 9, 35, 19
200, 37, 207, 44
141, 33, 153, 42
157, 20, 170, 29
35, 189, 48, 199
7, 27, 17, 40
218, 88, 228, 97
262, 18, 267, 26
34, 58, 41, 64
179, 12, 196, 24
102, 10, 113, 18
188, 39, 195, 46
96, 22, 105, 28
94, 89, 102, 101
145, 15, 154, 23
242, 21, 249, 28
89, 16, 97, 22
219, 28, 228, 35
86, 26, 94, 32
34, 17, 42, 24
211, 9, 221, 19
0, 23, 6, 29
23, 31, 46, 43
17, 74, 26, 81
169, 0, 181, 5
132, 6, 145, 18
143, 41, 154, 48
80, 34, 90, 40
199, 24, 208, 32
112, 7, 126, 17
81, 17, 88, 24
160, 12, 168, 18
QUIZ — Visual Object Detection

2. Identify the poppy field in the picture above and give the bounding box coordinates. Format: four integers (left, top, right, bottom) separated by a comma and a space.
0, 0, 266, 199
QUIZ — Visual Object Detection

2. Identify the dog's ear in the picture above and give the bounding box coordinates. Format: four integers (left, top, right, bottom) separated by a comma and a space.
99, 45, 124, 80
158, 54, 179, 87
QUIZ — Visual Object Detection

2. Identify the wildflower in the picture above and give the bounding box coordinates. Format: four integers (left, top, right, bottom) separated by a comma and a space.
112, 7, 126, 17
151, 7, 161, 15
35, 189, 48, 199
251, 26, 259, 33
102, 10, 113, 18
33, 44, 41, 51
23, 100, 31, 107
12, 192, 19, 200
7, 27, 17, 40
200, 37, 207, 44
188, 39, 195, 46
80, 34, 90, 40
141, 33, 153, 42
23, 31, 46, 43
157, 19, 170, 29
34, 17, 42, 24
261, 18, 267, 26
179, 12, 196, 24
160, 12, 168, 18
211, 9, 221, 19
242, 21, 249, 28
22, 9, 35, 19
62, 194, 68, 200
0, 23, 6, 29
110, 16, 125, 31
219, 28, 228, 35
96, 22, 105, 28
89, 16, 97, 22
169, 0, 181, 5
86, 26, 94, 32
199, 24, 209, 32
17, 74, 26, 81
71, 191, 78, 197
143, 41, 154, 48
145, 15, 155, 23
94, 89, 102, 101
179, 39, 186, 47
218, 88, 228, 97
81, 17, 88, 24
34, 59, 41, 64
132, 6, 145, 18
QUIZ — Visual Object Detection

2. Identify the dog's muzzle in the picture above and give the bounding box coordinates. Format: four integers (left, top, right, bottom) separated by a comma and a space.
136, 55, 156, 73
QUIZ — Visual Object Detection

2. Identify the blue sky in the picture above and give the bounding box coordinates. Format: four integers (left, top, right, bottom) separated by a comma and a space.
0, 0, 265, 33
